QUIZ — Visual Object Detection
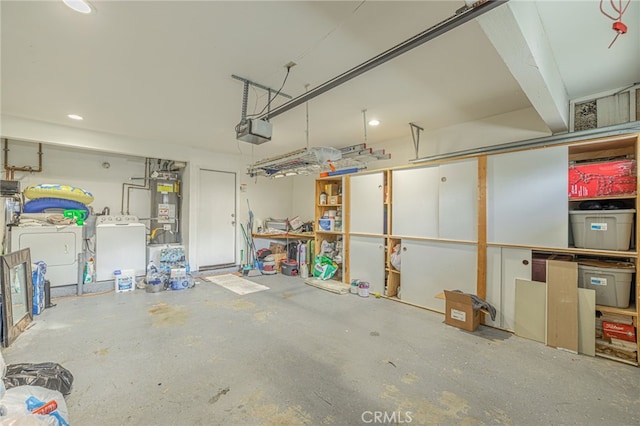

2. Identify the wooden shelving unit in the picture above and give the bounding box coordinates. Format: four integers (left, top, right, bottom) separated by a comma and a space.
566, 134, 639, 365
314, 177, 347, 282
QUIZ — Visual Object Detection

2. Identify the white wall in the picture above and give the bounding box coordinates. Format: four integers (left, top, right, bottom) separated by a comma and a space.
365, 107, 551, 166
1, 106, 552, 270
1, 115, 250, 271
3, 140, 150, 217
292, 174, 316, 225
238, 174, 294, 232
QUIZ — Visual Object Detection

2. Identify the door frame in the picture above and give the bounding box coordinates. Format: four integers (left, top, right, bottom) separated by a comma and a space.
195, 168, 237, 270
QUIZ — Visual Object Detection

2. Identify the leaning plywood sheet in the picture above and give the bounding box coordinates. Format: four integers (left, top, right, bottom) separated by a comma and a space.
546, 260, 578, 353
578, 288, 596, 356
514, 279, 546, 344
304, 278, 350, 294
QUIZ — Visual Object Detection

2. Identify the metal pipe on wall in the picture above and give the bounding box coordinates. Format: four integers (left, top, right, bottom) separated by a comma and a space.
120, 158, 150, 215
3, 138, 43, 180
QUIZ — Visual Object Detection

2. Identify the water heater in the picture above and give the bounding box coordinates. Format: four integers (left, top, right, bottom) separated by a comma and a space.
149, 172, 181, 244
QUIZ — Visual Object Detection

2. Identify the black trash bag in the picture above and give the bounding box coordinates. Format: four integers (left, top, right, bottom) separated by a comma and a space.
3, 363, 74, 396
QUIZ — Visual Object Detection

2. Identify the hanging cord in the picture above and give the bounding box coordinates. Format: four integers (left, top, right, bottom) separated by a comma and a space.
305, 84, 310, 150
362, 109, 368, 143
599, 0, 631, 48
245, 66, 291, 119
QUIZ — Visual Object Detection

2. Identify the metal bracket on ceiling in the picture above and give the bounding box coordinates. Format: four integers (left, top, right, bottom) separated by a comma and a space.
231, 74, 293, 123
409, 122, 424, 160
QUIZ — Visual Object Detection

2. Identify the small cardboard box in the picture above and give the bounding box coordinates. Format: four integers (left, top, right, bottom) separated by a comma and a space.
442, 290, 480, 332
328, 195, 341, 205
269, 242, 287, 254
272, 253, 287, 271
602, 321, 636, 342
324, 183, 339, 196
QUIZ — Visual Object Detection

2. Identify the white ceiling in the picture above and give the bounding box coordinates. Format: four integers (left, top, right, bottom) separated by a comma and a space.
2, 1, 639, 158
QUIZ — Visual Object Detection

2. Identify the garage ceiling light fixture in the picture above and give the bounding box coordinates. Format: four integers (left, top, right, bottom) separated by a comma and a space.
63, 0, 93, 14
67, 114, 83, 120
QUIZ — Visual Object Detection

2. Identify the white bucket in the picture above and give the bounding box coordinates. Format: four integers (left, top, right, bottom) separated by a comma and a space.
358, 281, 370, 297
350, 279, 359, 294
114, 269, 135, 293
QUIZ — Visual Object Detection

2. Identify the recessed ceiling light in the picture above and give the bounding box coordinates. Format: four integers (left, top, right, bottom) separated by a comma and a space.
63, 0, 93, 14
368, 119, 380, 126
68, 114, 83, 120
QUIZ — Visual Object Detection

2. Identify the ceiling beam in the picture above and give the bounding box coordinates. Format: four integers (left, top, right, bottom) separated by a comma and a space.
475, 1, 569, 133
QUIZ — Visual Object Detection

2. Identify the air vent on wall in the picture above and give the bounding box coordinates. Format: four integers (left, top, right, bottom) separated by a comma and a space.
571, 83, 639, 132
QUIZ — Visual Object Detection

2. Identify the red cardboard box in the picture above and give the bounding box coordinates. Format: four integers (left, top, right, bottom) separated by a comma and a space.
569, 159, 636, 199
602, 321, 636, 343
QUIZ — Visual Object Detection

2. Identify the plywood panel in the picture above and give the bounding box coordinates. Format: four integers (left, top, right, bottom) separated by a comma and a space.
546, 260, 578, 353
502, 248, 532, 332
578, 288, 596, 356
515, 279, 546, 343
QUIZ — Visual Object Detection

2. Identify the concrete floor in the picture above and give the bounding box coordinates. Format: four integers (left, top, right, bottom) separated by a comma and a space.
2, 273, 639, 425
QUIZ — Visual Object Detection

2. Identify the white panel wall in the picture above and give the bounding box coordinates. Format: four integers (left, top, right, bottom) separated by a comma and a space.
392, 166, 439, 237
401, 240, 477, 312
487, 145, 568, 248
349, 235, 386, 295
438, 159, 477, 241
350, 172, 384, 234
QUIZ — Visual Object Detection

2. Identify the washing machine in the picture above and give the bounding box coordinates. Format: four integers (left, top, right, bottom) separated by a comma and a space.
10, 225, 83, 287
95, 215, 146, 281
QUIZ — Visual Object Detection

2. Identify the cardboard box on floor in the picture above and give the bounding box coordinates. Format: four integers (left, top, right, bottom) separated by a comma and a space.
273, 253, 287, 272
269, 242, 287, 254
436, 290, 489, 332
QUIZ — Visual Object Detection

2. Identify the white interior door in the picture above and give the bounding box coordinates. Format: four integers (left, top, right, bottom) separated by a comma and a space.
197, 169, 236, 268
349, 172, 384, 234
349, 235, 385, 295
392, 166, 438, 238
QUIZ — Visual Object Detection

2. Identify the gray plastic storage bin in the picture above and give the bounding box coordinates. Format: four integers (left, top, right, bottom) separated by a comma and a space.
578, 261, 634, 308
569, 209, 635, 251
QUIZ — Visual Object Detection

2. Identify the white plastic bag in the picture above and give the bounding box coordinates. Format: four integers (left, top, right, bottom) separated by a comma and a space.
0, 386, 68, 426
0, 351, 6, 400
390, 244, 401, 271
